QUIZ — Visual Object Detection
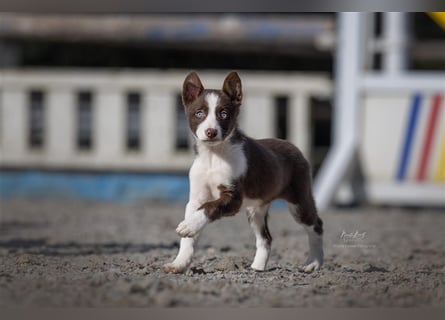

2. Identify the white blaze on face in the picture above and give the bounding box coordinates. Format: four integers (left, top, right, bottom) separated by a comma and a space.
196, 93, 222, 141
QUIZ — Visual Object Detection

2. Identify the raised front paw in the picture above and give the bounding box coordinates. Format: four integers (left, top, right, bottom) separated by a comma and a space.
176, 219, 199, 237
175, 211, 208, 238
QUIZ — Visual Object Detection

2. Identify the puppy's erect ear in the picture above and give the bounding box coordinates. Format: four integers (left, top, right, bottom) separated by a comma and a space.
222, 71, 242, 106
182, 72, 204, 106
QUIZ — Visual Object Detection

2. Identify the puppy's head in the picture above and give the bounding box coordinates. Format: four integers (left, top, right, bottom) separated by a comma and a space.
182, 71, 242, 145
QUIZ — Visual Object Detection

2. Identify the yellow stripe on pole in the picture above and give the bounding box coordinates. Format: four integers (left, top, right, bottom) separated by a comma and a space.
428, 12, 445, 31
435, 131, 445, 182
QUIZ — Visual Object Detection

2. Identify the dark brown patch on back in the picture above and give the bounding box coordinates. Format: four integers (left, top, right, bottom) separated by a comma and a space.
241, 137, 304, 202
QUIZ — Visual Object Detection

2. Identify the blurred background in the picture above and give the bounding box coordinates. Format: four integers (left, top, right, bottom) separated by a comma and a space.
0, 12, 444, 210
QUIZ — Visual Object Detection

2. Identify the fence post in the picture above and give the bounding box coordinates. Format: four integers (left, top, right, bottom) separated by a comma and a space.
1, 88, 26, 160
243, 93, 274, 139
289, 92, 310, 158
96, 89, 124, 164
314, 12, 366, 211
146, 90, 176, 161
47, 89, 75, 162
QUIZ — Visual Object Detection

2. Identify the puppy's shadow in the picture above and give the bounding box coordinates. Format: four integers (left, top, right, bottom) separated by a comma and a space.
0, 238, 179, 257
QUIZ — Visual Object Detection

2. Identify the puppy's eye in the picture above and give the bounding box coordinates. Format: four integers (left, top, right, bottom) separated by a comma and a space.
195, 110, 204, 119
220, 110, 229, 120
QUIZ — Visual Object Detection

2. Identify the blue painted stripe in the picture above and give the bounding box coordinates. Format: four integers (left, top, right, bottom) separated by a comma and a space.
0, 170, 289, 209
0, 170, 190, 203
396, 94, 422, 181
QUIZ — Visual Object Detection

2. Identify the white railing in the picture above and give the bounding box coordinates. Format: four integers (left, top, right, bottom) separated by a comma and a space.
0, 69, 332, 172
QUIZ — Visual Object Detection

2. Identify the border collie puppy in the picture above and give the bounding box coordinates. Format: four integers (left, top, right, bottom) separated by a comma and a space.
163, 71, 323, 274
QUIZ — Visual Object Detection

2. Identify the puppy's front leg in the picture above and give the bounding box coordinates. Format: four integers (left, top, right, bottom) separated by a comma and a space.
163, 201, 202, 274
165, 183, 242, 273
176, 183, 243, 238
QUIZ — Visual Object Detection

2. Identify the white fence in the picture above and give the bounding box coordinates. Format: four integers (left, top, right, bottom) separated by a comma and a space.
0, 69, 332, 172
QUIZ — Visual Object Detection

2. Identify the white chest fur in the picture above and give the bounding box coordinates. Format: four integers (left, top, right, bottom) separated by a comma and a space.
190, 142, 247, 200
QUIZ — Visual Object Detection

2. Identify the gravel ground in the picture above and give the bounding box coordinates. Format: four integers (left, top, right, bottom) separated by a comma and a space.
0, 198, 444, 307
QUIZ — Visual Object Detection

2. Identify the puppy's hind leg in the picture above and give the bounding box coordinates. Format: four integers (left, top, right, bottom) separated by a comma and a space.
287, 196, 324, 273
246, 204, 272, 271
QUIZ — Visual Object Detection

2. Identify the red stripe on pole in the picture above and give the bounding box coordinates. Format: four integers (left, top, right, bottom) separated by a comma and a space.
416, 94, 442, 181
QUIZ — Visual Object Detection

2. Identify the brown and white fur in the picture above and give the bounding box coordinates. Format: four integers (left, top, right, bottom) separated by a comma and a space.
163, 71, 323, 274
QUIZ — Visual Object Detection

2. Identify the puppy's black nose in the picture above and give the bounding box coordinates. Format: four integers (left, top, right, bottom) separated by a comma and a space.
205, 128, 217, 139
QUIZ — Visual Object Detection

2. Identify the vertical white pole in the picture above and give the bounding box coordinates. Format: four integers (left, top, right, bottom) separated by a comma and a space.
364, 13, 376, 70
289, 92, 310, 157
146, 91, 175, 161
243, 93, 274, 139
1, 89, 26, 161
383, 12, 408, 75
96, 89, 124, 164
314, 13, 365, 211
47, 89, 75, 162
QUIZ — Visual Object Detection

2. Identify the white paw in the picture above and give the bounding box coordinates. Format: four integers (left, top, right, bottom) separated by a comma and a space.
162, 262, 188, 274
301, 256, 323, 273
176, 211, 208, 238
250, 248, 269, 271
250, 262, 266, 271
